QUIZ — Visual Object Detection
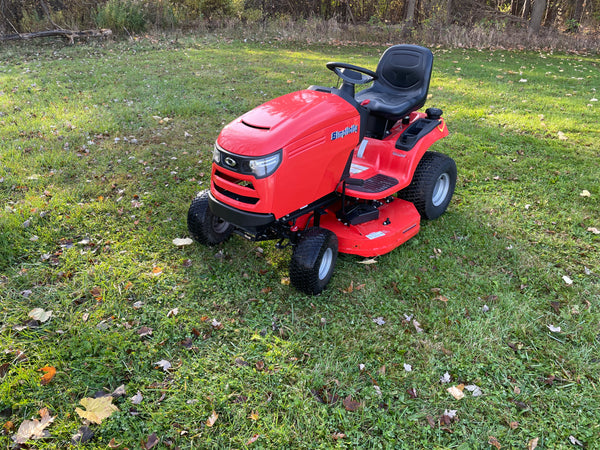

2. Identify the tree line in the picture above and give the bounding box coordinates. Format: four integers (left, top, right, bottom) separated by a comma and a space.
1, 0, 597, 36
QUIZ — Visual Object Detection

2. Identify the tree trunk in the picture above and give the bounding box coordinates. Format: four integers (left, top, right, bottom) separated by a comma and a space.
521, 0, 531, 18
446, 0, 453, 24
404, 0, 417, 26
571, 0, 585, 30
528, 0, 546, 36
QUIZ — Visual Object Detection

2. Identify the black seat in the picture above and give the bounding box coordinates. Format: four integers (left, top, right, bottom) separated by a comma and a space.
355, 45, 433, 123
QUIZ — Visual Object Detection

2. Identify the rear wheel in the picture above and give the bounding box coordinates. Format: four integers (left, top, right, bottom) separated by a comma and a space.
188, 190, 233, 245
399, 152, 457, 220
290, 227, 338, 295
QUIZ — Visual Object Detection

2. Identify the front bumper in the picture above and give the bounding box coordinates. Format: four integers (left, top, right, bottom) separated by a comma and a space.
208, 192, 275, 234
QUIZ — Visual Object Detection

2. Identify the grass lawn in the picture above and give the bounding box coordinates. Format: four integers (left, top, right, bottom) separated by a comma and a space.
1, 35, 599, 448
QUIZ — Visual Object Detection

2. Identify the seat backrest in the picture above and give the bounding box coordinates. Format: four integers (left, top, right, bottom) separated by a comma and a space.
374, 44, 433, 102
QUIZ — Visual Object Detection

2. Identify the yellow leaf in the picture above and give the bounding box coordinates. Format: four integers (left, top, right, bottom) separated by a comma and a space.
75, 397, 118, 424
249, 412, 259, 421
206, 411, 218, 427
447, 384, 465, 400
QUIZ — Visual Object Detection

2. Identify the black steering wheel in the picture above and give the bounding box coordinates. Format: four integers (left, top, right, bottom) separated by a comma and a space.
326, 62, 377, 85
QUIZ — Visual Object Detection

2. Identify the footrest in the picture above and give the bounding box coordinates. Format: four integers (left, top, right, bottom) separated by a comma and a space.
348, 174, 398, 194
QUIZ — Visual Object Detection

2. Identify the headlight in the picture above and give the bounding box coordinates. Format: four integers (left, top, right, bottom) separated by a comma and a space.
248, 152, 281, 179
213, 144, 282, 179
213, 143, 222, 164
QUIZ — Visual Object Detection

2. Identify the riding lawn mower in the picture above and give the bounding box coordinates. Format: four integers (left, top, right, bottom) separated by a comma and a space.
188, 44, 457, 295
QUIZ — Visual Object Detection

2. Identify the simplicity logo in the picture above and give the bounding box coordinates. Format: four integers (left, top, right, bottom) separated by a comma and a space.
331, 124, 358, 141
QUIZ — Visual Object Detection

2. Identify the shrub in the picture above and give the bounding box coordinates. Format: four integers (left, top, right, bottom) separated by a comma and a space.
95, 0, 147, 34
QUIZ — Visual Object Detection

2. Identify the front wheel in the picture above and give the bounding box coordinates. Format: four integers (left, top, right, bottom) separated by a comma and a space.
398, 152, 457, 220
188, 190, 233, 246
290, 227, 338, 295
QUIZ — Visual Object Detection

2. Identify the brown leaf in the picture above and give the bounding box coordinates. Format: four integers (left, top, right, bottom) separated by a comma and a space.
137, 326, 153, 337
509, 421, 519, 429
342, 395, 361, 412
488, 436, 501, 449
331, 432, 346, 440
144, 432, 159, 449
71, 425, 94, 445
0, 362, 10, 377
12, 408, 54, 444
528, 437, 539, 450
39, 366, 56, 385
434, 295, 449, 303
426, 415, 437, 428
206, 411, 218, 427
407, 387, 418, 398
255, 361, 265, 371
246, 434, 260, 445
108, 437, 121, 448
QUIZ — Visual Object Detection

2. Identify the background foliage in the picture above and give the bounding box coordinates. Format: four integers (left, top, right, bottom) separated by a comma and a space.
1, 0, 599, 36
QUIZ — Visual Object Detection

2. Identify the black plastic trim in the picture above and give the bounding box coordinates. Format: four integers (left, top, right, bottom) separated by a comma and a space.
395, 118, 440, 151
208, 192, 275, 228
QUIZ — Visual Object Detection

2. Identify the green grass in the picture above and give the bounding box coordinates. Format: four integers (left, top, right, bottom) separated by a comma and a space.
1, 36, 599, 448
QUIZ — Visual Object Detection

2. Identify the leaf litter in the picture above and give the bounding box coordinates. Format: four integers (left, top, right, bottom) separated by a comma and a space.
12, 408, 55, 444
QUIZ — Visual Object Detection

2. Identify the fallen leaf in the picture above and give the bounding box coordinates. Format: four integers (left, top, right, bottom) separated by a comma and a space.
440, 372, 451, 383
528, 437, 539, 449
434, 295, 449, 303
130, 391, 143, 405
407, 387, 418, 398
569, 435, 584, 447
108, 437, 121, 448
167, 308, 179, 317
281, 277, 290, 285
331, 432, 346, 440
447, 384, 465, 400
413, 319, 424, 333
587, 227, 600, 234
465, 384, 482, 396
211, 319, 223, 329
489, 436, 501, 449
173, 238, 193, 246
154, 360, 172, 371
137, 326, 153, 337
557, 131, 568, 140
0, 362, 10, 377
206, 411, 218, 427
562, 275, 573, 285
579, 190, 591, 197
151, 267, 163, 276
255, 360, 265, 371
144, 432, 159, 449
547, 324, 562, 333
342, 395, 361, 411
249, 411, 259, 421
403, 363, 412, 372
246, 434, 260, 445
12, 408, 54, 444
358, 258, 378, 264
112, 385, 126, 397
71, 425, 94, 445
373, 317, 386, 326
28, 308, 53, 323
510, 421, 519, 429
75, 396, 118, 424
39, 366, 56, 385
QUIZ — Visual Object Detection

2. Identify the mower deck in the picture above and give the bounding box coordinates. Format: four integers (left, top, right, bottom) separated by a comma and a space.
320, 198, 420, 257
